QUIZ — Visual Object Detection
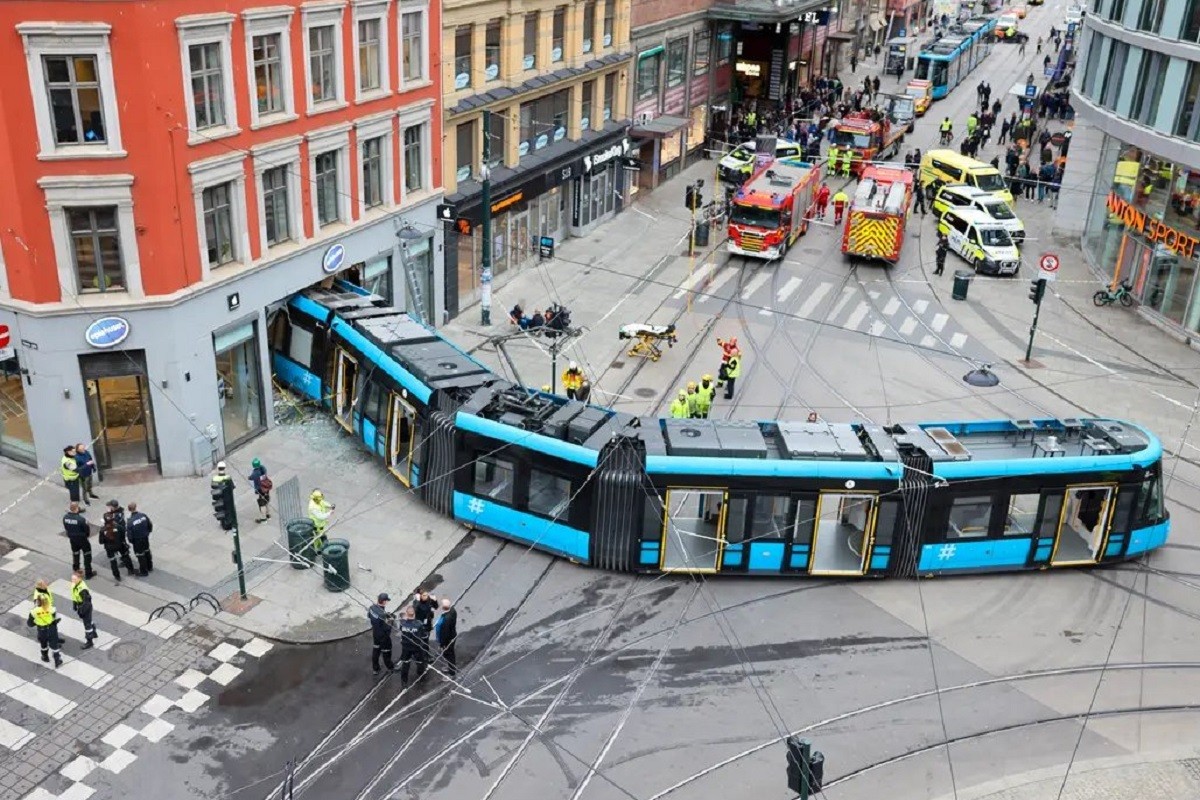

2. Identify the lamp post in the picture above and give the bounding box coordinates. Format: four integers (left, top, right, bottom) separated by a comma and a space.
395, 221, 425, 323
480, 109, 493, 326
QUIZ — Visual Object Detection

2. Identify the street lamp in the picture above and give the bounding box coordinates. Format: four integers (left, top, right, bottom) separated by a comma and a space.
962, 364, 1000, 387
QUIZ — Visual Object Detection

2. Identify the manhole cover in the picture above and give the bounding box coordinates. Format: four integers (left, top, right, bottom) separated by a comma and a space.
609, 360, 626, 369
109, 640, 146, 664
634, 388, 657, 398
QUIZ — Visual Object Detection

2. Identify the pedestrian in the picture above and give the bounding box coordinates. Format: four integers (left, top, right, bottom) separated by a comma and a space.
248, 458, 272, 523
815, 182, 831, 219
27, 595, 62, 668
850, 52, 858, 73
562, 361, 585, 401
721, 354, 741, 400
976, 80, 985, 105
1019, 38, 1027, 56
70, 570, 97, 650
669, 390, 689, 419
63, 501, 95, 578
126, 501, 153, 576
872, 75, 880, 97
75, 443, 98, 504
61, 445, 81, 503
998, 116, 1011, 144
913, 181, 926, 216
1044, 54, 1051, 71
368, 592, 396, 675
695, 375, 716, 418
308, 489, 334, 552
912, 147, 922, 170
435, 597, 458, 678
874, 43, 881, 62
983, 81, 991, 106
992, 99, 1002, 117
685, 381, 700, 418
33, 579, 52, 607
398, 606, 429, 686
413, 588, 438, 637
1037, 36, 1043, 52
100, 499, 135, 582
832, 188, 849, 224
934, 233, 949, 275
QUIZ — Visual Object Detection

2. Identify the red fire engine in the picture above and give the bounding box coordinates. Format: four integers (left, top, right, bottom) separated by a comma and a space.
841, 165, 913, 263
831, 111, 906, 177
726, 157, 821, 261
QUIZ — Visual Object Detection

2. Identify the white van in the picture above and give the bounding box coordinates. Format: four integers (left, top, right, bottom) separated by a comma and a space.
936, 208, 1022, 275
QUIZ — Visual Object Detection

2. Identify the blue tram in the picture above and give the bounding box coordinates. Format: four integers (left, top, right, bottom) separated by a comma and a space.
270, 288, 1169, 578
915, 18, 997, 99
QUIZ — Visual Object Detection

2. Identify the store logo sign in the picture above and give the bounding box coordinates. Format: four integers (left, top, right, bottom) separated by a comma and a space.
1106, 192, 1200, 260
584, 139, 630, 174
322, 243, 347, 274
85, 317, 130, 349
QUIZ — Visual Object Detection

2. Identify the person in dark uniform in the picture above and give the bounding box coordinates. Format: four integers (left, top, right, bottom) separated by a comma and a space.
60, 446, 81, 503
398, 606, 429, 686
435, 597, 459, 678
71, 570, 98, 649
63, 502, 96, 579
100, 499, 135, 582
412, 589, 438, 638
27, 595, 62, 668
368, 592, 396, 675
934, 233, 949, 275
912, 181, 926, 216
126, 502, 154, 576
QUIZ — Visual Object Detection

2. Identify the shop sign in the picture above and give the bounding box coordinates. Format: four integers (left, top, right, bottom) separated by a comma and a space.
539, 236, 555, 259
322, 243, 347, 274
1106, 192, 1200, 260
85, 316, 130, 349
584, 139, 631, 175
491, 191, 524, 214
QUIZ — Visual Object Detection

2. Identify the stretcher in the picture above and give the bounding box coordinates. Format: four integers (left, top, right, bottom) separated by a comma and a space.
618, 323, 677, 362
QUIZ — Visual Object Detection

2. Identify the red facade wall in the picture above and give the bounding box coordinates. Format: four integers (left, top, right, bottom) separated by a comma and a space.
631, 0, 713, 30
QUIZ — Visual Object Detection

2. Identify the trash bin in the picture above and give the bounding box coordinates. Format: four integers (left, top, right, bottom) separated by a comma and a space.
286, 519, 316, 570
693, 220, 711, 248
321, 538, 351, 593
952, 269, 973, 301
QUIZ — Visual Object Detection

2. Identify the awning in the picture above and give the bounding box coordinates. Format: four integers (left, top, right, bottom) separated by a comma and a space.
631, 115, 691, 138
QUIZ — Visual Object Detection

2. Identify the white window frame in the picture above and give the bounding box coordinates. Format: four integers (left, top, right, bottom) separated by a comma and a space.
251, 136, 305, 254
18, 23, 125, 161
242, 8, 297, 130
398, 0, 430, 89
352, 0, 392, 102
38, 175, 142, 299
355, 112, 395, 216
176, 14, 239, 145
303, 2, 348, 115
306, 123, 352, 229
188, 152, 250, 279
398, 99, 434, 202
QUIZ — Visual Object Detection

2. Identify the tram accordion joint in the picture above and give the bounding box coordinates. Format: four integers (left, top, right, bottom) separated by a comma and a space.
618, 323, 678, 346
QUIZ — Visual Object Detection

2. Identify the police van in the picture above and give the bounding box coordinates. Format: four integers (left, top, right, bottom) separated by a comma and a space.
719, 140, 804, 183
936, 208, 1021, 275
931, 184, 1026, 243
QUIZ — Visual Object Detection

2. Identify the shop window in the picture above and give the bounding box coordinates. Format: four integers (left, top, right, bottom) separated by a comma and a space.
0, 354, 35, 466
520, 101, 535, 153
694, 30, 710, 75
552, 7, 566, 62
360, 256, 391, 300
68, 207, 124, 293
454, 25, 472, 90
1003, 493, 1041, 536
401, 238, 432, 320
456, 120, 475, 183
748, 495, 792, 542
524, 13, 538, 70
636, 53, 660, 101
946, 495, 992, 538
474, 455, 514, 503
528, 469, 571, 518
583, 1, 596, 53
667, 39, 688, 88
603, 0, 615, 47
485, 20, 501, 81
214, 322, 264, 448
604, 73, 615, 120
551, 90, 568, 140
581, 81, 593, 130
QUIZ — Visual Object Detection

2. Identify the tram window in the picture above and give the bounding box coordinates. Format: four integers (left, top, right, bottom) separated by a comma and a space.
360, 382, 384, 426
874, 499, 899, 547
474, 456, 514, 504
1003, 493, 1040, 536
724, 497, 748, 543
1037, 493, 1065, 537
947, 495, 992, 538
288, 325, 315, 367
528, 469, 571, 518
749, 495, 792, 542
1111, 487, 1136, 533
793, 497, 817, 545
1137, 472, 1164, 523
641, 490, 665, 542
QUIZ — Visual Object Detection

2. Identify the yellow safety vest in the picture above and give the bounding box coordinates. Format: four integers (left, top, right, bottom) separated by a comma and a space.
686, 391, 699, 416
727, 356, 742, 379
31, 605, 56, 627
669, 398, 689, 418
33, 587, 52, 606
940, 120, 952, 132
71, 580, 89, 605
696, 383, 715, 413
61, 456, 79, 481
308, 498, 333, 533
562, 369, 583, 391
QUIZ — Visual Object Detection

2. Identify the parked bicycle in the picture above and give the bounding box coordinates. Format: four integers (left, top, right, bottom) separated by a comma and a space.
1093, 280, 1135, 307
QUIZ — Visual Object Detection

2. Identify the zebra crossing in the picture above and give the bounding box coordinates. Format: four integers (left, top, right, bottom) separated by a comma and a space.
668, 263, 976, 352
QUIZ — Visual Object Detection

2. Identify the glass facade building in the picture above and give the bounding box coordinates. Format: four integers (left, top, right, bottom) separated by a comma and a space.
1077, 0, 1200, 338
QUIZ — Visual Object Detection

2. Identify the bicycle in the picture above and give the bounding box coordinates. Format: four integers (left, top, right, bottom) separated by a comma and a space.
1093, 280, 1135, 307
939, 129, 954, 146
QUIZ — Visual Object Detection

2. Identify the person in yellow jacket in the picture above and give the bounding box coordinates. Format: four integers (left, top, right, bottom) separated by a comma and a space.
561, 361, 585, 401
27, 595, 62, 668
669, 391, 690, 419
61, 445, 81, 502
685, 381, 700, 418
694, 375, 716, 419
308, 490, 335, 552
33, 580, 52, 607
720, 354, 742, 399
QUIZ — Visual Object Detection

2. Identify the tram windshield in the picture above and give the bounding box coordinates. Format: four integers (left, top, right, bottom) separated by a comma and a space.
975, 172, 1008, 194
731, 205, 783, 229
915, 58, 931, 80
931, 60, 949, 87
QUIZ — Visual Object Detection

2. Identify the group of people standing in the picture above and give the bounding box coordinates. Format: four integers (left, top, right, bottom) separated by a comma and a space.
368, 588, 459, 683
668, 338, 742, 419
26, 572, 97, 668
63, 498, 153, 583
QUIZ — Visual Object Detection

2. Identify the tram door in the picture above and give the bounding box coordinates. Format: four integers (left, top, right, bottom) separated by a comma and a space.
386, 392, 417, 486
809, 491, 878, 576
661, 489, 727, 572
1051, 484, 1116, 566
332, 348, 358, 432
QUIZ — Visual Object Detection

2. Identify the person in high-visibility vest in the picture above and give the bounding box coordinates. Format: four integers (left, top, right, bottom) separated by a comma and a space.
308, 490, 334, 552
61, 445, 81, 503
721, 355, 742, 400
71, 570, 98, 649
33, 580, 52, 607
669, 391, 690, 419
694, 375, 716, 419
832, 189, 850, 224
685, 381, 700, 418
27, 595, 62, 668
561, 361, 585, 401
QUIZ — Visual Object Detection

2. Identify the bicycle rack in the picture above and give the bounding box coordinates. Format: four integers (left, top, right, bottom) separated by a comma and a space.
148, 592, 223, 623
189, 592, 221, 614
148, 602, 187, 622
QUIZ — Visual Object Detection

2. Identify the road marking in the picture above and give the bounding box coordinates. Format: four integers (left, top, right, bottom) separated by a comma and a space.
778, 276, 805, 304
882, 298, 901, 316
931, 313, 949, 332
899, 318, 918, 336
10, 601, 118, 651
920, 335, 937, 348
868, 290, 881, 300
740, 272, 771, 300
950, 332, 968, 349
0, 627, 112, 689
795, 281, 831, 317
913, 299, 929, 314
758, 308, 773, 316
50, 580, 180, 639
829, 287, 855, 319
845, 302, 870, 330
0, 668, 77, 719
697, 267, 738, 302
868, 321, 887, 336
673, 261, 717, 298
0, 716, 33, 751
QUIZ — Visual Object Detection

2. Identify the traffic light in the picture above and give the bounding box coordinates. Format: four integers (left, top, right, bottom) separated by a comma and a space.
785, 736, 825, 799
1028, 277, 1047, 304
684, 183, 698, 211
211, 480, 234, 531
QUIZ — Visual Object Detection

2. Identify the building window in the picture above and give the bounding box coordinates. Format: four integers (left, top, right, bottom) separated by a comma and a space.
362, 136, 384, 208
1176, 62, 1200, 137
1137, 0, 1165, 32
1184, 0, 1200, 41
44, 55, 106, 145
189, 43, 227, 131
403, 124, 425, 192
667, 38, 688, 88
203, 183, 236, 267
487, 112, 506, 166
552, 7, 566, 62
456, 121, 475, 183
315, 151, 339, 226
524, 12, 538, 70
694, 30, 710, 75
401, 9, 426, 83
519, 89, 570, 155
583, 1, 596, 53
717, 23, 734, 62
68, 207, 123, 292
604, 72, 615, 120
308, 24, 339, 104
261, 166, 290, 245
636, 53, 660, 101
454, 25, 472, 90
358, 18, 382, 92
603, 0, 615, 47
485, 20, 501, 81
252, 33, 287, 115
581, 80, 594, 129
1131, 52, 1167, 125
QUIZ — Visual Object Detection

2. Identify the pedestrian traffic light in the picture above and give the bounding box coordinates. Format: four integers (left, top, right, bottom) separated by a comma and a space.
684, 183, 699, 211
1028, 277, 1047, 304
211, 480, 234, 531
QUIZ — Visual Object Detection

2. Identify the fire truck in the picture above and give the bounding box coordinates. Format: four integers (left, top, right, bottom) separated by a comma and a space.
831, 111, 906, 177
727, 157, 821, 261
841, 165, 913, 263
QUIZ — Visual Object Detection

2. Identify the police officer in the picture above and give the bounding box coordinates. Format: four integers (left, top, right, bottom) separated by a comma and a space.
913, 181, 927, 216
126, 501, 153, 576
398, 606, 429, 686
435, 597, 459, 678
27, 595, 62, 668
63, 502, 95, 578
721, 354, 742, 400
935, 232, 949, 275
561, 361, 585, 401
412, 588, 438, 638
308, 490, 334, 552
100, 499, 135, 582
70, 570, 97, 649
33, 579, 52, 607
61, 445, 81, 503
368, 592, 396, 675
669, 390, 689, 419
695, 375, 716, 419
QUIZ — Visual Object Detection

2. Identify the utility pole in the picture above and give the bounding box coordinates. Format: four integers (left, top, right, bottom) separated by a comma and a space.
1025, 276, 1047, 362
480, 109, 492, 326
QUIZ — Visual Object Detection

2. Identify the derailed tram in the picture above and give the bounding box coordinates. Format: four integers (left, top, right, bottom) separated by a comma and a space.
269, 287, 1169, 578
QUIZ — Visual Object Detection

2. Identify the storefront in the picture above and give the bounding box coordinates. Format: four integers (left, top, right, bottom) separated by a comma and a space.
1084, 134, 1200, 337
0, 326, 35, 466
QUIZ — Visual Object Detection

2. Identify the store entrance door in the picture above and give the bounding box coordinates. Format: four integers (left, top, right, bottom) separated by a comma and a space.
510, 210, 531, 270
80, 351, 159, 471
